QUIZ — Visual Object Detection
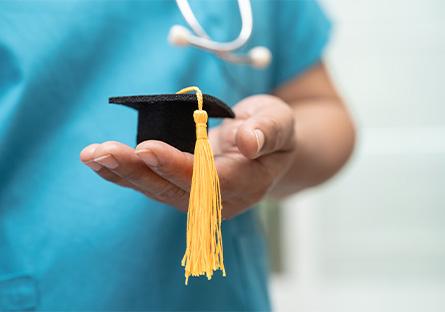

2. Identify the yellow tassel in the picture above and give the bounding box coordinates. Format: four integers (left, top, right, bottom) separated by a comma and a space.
176, 86, 226, 285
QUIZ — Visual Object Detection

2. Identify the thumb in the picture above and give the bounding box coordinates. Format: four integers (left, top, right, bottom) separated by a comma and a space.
234, 95, 295, 159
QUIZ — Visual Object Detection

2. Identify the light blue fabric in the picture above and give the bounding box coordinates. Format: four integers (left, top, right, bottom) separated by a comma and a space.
0, 0, 331, 310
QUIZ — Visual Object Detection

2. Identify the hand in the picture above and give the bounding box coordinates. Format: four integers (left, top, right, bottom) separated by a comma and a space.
80, 95, 296, 219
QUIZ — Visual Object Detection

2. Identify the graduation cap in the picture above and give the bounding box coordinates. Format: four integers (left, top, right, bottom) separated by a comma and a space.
109, 93, 235, 153
109, 87, 228, 284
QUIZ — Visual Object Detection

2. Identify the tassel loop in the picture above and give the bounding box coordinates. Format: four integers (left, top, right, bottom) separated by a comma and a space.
177, 86, 203, 110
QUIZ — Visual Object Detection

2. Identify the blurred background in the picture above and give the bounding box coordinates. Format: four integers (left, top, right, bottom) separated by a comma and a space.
268, 0, 445, 311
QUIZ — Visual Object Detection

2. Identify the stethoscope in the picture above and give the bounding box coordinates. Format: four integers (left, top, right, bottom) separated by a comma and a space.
168, 0, 272, 69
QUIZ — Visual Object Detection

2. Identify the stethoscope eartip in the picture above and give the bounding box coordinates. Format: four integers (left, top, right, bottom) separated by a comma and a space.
248, 46, 272, 69
168, 25, 191, 46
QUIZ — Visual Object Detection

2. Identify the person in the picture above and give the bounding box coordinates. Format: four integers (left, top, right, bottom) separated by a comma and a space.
0, 0, 355, 310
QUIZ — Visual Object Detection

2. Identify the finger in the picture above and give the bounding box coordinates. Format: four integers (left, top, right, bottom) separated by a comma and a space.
234, 95, 295, 159
91, 141, 189, 209
209, 119, 244, 154
94, 167, 140, 189
80, 144, 137, 189
80, 144, 102, 170
135, 140, 193, 191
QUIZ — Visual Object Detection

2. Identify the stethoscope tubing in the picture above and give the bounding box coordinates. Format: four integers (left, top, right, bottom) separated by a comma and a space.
175, 0, 253, 53
172, 0, 271, 68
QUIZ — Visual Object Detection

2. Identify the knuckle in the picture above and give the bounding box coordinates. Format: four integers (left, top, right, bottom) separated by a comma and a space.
97, 168, 121, 183
260, 117, 282, 150
155, 184, 187, 202
120, 168, 144, 181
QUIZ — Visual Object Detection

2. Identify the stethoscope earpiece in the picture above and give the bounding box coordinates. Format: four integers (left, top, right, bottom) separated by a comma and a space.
168, 25, 191, 47
170, 0, 271, 69
248, 46, 272, 69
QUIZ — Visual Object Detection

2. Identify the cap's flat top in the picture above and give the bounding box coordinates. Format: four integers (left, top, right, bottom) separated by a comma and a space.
109, 94, 234, 118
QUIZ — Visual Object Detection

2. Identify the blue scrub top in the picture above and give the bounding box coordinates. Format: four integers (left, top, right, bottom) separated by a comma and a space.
0, 1, 330, 310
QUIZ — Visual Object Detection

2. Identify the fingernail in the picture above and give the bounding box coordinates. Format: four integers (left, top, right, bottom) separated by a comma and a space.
254, 129, 265, 153
94, 154, 119, 169
232, 128, 238, 144
136, 149, 159, 167
85, 160, 102, 171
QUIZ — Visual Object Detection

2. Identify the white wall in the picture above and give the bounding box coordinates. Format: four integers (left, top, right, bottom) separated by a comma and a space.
271, 1, 445, 311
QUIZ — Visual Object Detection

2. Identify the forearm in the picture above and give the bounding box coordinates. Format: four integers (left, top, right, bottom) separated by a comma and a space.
266, 62, 355, 198
269, 97, 355, 198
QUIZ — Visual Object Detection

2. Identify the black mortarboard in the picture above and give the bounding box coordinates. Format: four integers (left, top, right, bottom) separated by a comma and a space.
109, 94, 235, 153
